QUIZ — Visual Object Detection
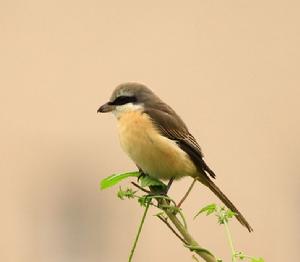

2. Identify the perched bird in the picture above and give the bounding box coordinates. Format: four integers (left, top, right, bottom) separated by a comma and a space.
98, 82, 252, 232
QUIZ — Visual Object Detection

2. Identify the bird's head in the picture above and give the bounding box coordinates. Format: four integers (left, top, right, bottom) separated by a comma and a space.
97, 82, 157, 117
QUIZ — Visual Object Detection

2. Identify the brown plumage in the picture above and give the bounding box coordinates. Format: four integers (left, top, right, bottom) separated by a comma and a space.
144, 100, 253, 232
98, 82, 253, 232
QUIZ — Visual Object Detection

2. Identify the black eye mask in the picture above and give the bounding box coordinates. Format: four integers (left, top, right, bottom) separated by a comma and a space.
109, 96, 137, 106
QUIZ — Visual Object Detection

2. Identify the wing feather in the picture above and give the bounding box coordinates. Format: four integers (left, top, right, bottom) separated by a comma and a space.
144, 107, 216, 179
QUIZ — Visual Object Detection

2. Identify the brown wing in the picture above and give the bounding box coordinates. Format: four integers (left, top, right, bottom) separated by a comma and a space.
144, 106, 216, 179
144, 105, 255, 232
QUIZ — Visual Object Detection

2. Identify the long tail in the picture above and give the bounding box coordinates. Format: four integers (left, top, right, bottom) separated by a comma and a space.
198, 177, 253, 232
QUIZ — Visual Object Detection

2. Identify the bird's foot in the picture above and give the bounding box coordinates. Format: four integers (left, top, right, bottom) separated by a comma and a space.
137, 171, 147, 182
149, 177, 174, 196
165, 177, 174, 194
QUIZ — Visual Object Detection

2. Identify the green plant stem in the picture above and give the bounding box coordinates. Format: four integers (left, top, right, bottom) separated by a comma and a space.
161, 198, 217, 262
156, 215, 188, 245
147, 194, 188, 229
223, 220, 236, 262
128, 200, 150, 262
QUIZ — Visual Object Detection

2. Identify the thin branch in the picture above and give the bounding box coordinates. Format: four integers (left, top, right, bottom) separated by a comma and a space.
131, 181, 151, 194
177, 178, 197, 208
156, 215, 188, 245
162, 198, 217, 262
131, 178, 217, 262
148, 184, 217, 262
128, 200, 150, 262
223, 220, 236, 262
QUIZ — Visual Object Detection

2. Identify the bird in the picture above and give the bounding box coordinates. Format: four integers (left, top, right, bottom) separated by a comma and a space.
97, 82, 253, 232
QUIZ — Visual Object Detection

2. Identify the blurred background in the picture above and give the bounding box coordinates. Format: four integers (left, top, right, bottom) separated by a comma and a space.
1, 0, 299, 261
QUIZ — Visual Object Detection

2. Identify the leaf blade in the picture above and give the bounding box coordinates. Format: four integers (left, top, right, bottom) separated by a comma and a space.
194, 203, 217, 219
100, 171, 140, 189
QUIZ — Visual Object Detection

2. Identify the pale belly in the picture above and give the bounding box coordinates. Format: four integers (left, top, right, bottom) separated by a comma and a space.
117, 111, 197, 180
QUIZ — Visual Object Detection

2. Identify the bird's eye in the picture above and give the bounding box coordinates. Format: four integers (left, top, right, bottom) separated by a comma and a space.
110, 96, 137, 106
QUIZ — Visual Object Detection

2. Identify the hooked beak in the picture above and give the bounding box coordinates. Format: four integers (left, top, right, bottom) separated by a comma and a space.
97, 102, 115, 113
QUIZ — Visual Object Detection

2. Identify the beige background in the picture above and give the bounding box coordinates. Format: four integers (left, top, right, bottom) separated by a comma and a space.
0, 0, 299, 261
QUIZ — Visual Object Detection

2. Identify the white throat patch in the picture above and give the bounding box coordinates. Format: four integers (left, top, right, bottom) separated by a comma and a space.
112, 103, 144, 119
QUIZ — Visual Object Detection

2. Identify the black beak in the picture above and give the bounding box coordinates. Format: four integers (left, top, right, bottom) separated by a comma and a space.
97, 102, 115, 113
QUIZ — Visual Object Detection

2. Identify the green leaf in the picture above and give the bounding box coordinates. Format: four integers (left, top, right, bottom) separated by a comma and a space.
139, 175, 166, 188
117, 187, 137, 200
138, 195, 151, 207
194, 203, 217, 219
100, 171, 139, 189
251, 258, 265, 262
225, 209, 237, 219
234, 252, 245, 259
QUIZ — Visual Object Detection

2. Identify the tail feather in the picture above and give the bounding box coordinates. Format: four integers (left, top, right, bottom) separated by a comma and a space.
199, 177, 253, 232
